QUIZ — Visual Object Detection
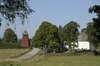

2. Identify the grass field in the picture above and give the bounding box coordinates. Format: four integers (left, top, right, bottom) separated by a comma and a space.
0, 49, 30, 59
0, 55, 100, 66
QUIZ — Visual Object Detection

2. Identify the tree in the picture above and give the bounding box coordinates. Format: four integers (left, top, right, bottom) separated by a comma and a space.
88, 5, 100, 49
81, 28, 87, 33
32, 22, 60, 52
86, 22, 98, 49
3, 28, 17, 43
0, 38, 2, 44
0, 0, 33, 25
0, 38, 1, 41
32, 21, 52, 48
89, 5, 100, 17
45, 25, 60, 52
64, 21, 80, 49
58, 25, 64, 44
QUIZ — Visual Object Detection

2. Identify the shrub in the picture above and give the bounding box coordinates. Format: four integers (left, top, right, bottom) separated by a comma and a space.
97, 49, 100, 53
0, 41, 22, 49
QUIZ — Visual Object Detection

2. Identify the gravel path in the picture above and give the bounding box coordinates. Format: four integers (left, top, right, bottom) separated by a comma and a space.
13, 48, 40, 60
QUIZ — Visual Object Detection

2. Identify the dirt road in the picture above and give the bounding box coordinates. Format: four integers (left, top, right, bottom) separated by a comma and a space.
13, 48, 40, 60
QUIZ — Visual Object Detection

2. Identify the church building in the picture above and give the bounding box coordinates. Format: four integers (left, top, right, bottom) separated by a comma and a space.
21, 30, 30, 47
65, 32, 94, 50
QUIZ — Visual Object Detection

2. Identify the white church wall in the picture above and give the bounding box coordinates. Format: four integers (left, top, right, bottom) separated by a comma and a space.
78, 41, 90, 50
65, 41, 91, 50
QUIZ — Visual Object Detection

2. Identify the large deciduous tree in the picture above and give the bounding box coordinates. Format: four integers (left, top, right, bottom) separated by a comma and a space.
3, 28, 17, 43
58, 25, 64, 44
86, 22, 98, 49
0, 38, 2, 42
81, 28, 87, 33
32, 21, 60, 52
45, 25, 60, 51
32, 21, 52, 48
64, 21, 80, 49
0, 0, 33, 25
87, 5, 100, 49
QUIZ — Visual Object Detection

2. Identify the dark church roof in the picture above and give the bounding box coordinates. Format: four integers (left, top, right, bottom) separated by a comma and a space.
23, 30, 28, 35
78, 32, 88, 41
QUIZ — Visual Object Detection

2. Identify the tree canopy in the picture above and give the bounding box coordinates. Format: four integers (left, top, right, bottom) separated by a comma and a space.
86, 22, 98, 48
32, 21, 52, 47
3, 28, 17, 43
32, 21, 60, 52
58, 25, 64, 44
81, 28, 87, 33
87, 4, 100, 49
0, 0, 33, 24
45, 25, 60, 50
64, 21, 80, 49
89, 5, 100, 17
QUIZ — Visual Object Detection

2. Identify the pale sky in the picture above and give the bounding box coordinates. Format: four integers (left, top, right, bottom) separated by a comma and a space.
0, 0, 100, 39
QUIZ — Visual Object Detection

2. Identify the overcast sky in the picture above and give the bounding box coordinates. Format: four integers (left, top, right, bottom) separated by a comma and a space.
0, 0, 100, 39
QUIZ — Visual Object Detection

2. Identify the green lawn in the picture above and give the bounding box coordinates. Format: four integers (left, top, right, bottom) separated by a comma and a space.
0, 55, 100, 66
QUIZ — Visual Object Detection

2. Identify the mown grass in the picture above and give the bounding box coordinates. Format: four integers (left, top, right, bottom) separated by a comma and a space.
0, 55, 100, 66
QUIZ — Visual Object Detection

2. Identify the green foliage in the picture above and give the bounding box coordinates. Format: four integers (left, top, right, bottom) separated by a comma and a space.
86, 22, 98, 48
86, 22, 96, 42
64, 21, 80, 49
38, 40, 45, 48
97, 49, 100, 54
32, 22, 60, 52
49, 40, 59, 49
89, 5, 100, 17
0, 0, 34, 24
45, 25, 60, 50
0, 42, 21, 49
29, 39, 33, 48
0, 28, 21, 48
58, 25, 64, 44
0, 38, 2, 41
87, 5, 100, 49
32, 21, 52, 47
3, 28, 17, 43
81, 28, 87, 33
0, 38, 2, 45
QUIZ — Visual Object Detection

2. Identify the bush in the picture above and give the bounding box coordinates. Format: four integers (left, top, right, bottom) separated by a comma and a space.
0, 41, 22, 49
45, 51, 94, 56
97, 49, 100, 53
95, 49, 100, 56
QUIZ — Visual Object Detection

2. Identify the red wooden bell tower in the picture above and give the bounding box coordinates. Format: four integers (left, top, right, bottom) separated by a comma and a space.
21, 30, 30, 47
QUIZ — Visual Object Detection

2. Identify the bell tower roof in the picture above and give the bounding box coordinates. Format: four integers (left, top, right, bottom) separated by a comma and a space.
23, 30, 28, 35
